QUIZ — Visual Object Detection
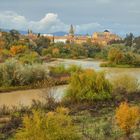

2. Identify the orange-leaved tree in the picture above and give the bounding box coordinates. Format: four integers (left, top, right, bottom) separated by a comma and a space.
10, 45, 27, 56
115, 102, 140, 137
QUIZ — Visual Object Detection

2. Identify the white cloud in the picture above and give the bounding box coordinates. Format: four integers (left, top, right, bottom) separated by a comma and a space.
0, 11, 103, 34
0, 11, 27, 29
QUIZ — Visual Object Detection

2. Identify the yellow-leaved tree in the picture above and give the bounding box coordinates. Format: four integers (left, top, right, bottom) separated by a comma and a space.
14, 107, 80, 140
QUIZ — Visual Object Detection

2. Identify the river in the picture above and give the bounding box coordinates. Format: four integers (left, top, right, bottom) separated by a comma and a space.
0, 59, 140, 107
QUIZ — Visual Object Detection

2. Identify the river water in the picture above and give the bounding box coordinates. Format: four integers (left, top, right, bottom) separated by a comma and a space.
0, 59, 140, 107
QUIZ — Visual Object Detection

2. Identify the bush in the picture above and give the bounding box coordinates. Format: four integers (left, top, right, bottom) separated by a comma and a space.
67, 65, 83, 74
112, 75, 139, 94
108, 48, 124, 64
14, 108, 80, 140
0, 59, 20, 86
64, 69, 112, 102
0, 49, 11, 60
115, 102, 140, 137
10, 45, 28, 56
19, 52, 42, 64
49, 64, 67, 75
0, 59, 48, 87
18, 64, 48, 86
49, 64, 83, 76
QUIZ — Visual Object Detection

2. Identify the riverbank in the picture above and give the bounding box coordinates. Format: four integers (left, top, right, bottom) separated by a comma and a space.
100, 62, 140, 68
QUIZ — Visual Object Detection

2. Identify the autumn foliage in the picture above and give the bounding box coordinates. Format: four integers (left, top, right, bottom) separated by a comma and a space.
52, 48, 60, 57
14, 107, 80, 140
115, 102, 140, 136
10, 45, 27, 56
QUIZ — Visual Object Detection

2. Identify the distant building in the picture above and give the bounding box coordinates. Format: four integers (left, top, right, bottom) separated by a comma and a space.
92, 30, 121, 46
54, 36, 68, 43
42, 34, 53, 37
45, 27, 121, 46
74, 36, 90, 44
27, 29, 37, 40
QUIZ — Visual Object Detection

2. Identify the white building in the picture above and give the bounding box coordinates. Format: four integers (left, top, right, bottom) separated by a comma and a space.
54, 38, 67, 43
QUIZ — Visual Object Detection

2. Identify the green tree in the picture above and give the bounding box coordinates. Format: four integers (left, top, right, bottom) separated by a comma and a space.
34, 36, 50, 55
69, 24, 74, 36
125, 33, 134, 48
133, 36, 140, 53
2, 30, 20, 49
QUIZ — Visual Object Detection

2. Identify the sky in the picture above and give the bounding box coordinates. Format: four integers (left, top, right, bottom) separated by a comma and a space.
0, 0, 140, 36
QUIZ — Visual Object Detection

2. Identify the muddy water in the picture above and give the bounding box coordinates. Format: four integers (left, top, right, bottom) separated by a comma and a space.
0, 86, 67, 108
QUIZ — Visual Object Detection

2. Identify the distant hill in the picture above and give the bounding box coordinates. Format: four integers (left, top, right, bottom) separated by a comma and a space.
19, 30, 28, 35
0, 28, 28, 35
0, 29, 68, 36
0, 28, 90, 36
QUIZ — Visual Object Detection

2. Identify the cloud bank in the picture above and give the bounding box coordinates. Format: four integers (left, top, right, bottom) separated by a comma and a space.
0, 11, 104, 34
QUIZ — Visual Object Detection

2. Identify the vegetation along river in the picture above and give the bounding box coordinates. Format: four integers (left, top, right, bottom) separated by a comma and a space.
0, 59, 140, 107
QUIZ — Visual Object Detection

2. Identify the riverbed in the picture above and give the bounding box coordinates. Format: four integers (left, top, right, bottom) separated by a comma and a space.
0, 59, 140, 107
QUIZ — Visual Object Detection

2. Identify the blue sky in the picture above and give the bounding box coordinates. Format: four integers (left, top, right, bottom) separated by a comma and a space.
0, 0, 140, 36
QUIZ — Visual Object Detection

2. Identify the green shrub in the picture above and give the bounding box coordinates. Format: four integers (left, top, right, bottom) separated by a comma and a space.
19, 52, 42, 64
64, 69, 112, 102
49, 64, 67, 75
17, 64, 48, 86
0, 59, 48, 87
0, 59, 20, 86
67, 65, 83, 74
49, 64, 83, 76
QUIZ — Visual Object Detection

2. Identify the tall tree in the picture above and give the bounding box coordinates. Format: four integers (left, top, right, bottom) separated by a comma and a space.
124, 33, 134, 47
2, 30, 20, 49
69, 24, 74, 36
133, 36, 140, 53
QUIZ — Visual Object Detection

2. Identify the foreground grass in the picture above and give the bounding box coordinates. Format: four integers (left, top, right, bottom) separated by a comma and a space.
1, 99, 140, 140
